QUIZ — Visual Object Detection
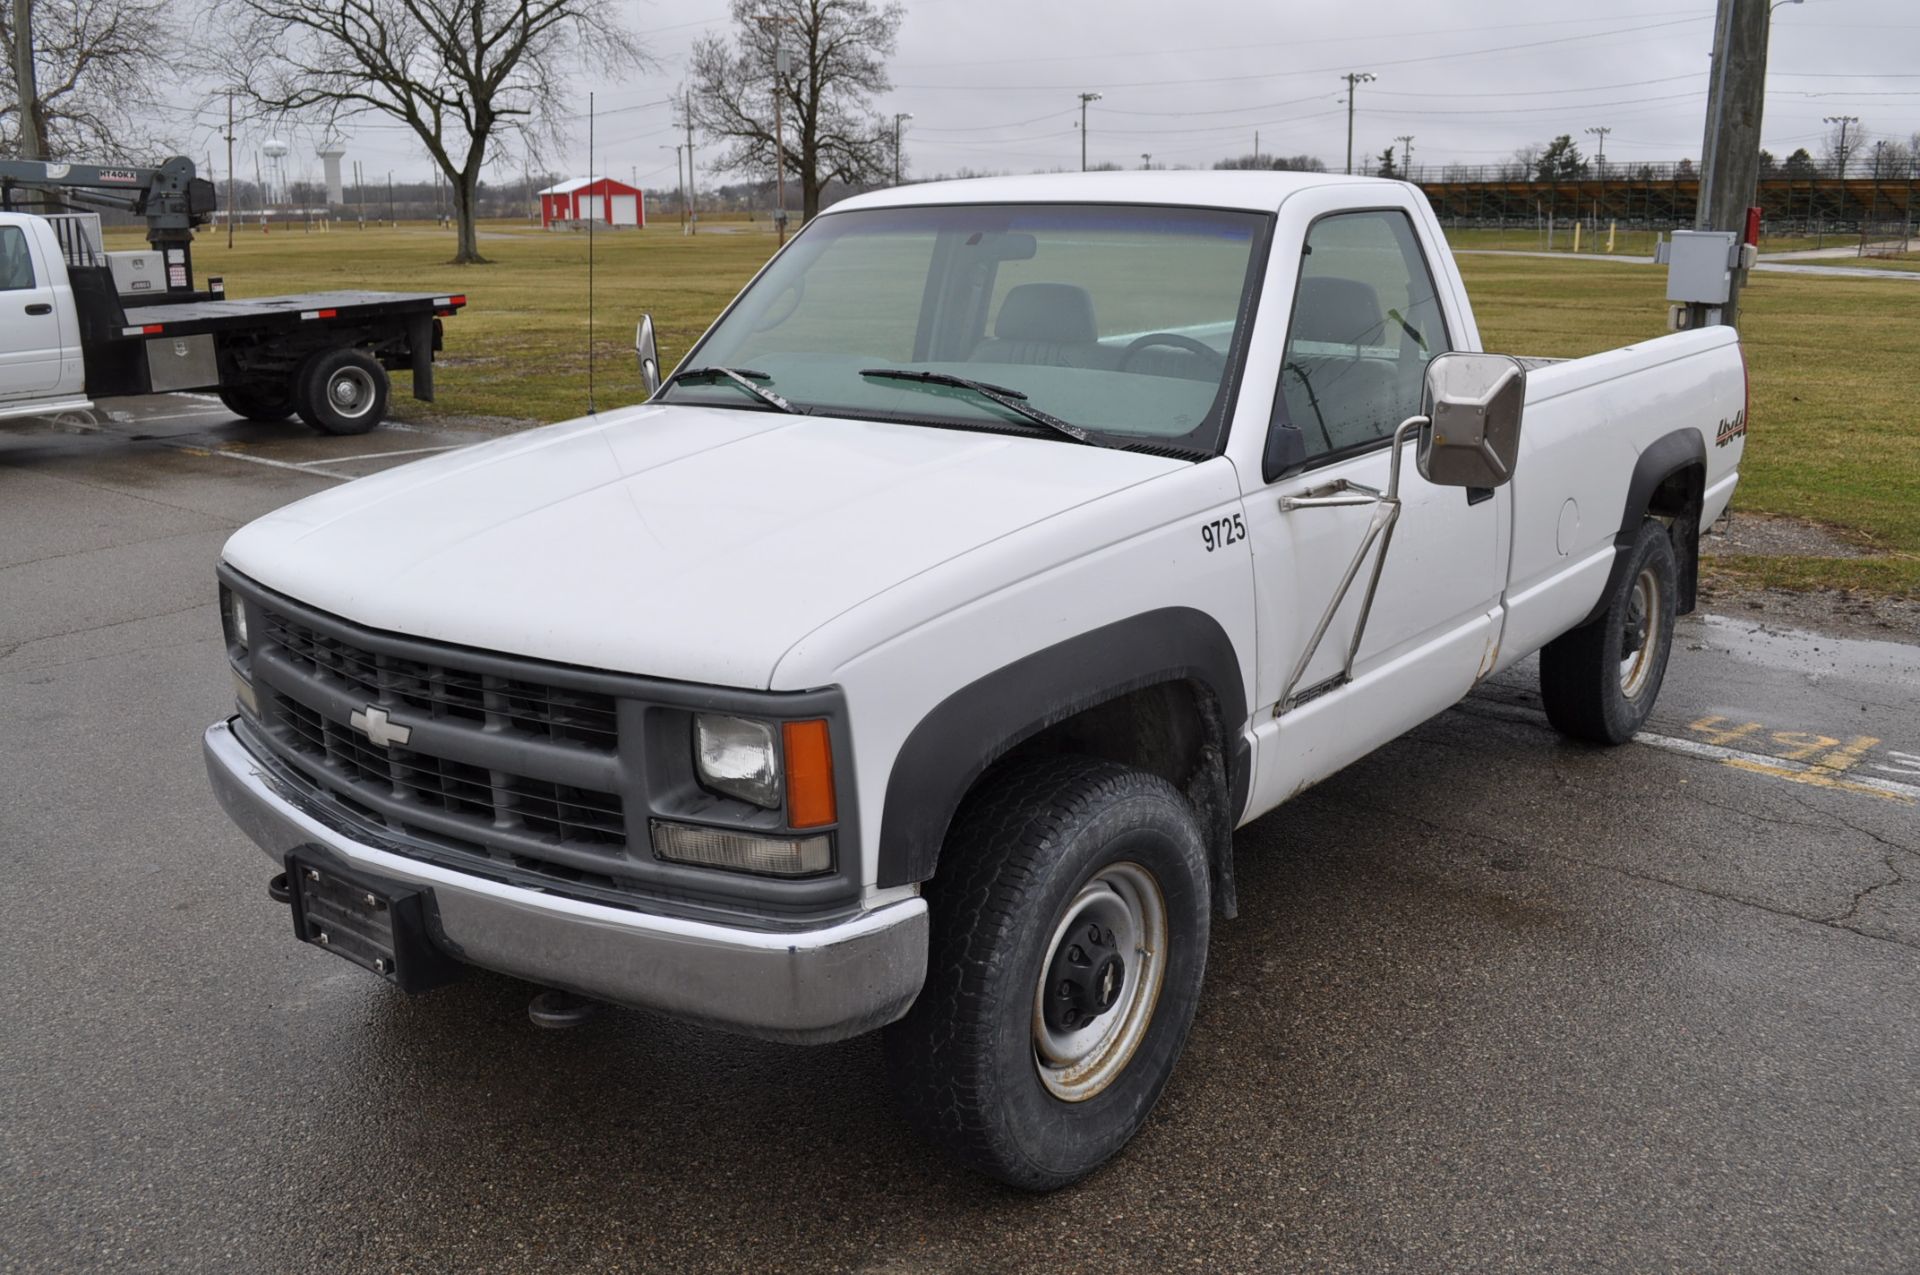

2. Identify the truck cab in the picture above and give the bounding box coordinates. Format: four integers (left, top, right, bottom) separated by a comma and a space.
0, 214, 87, 408
202, 172, 1744, 1190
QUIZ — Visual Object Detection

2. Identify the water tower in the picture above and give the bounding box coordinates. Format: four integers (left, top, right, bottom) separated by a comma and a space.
262, 138, 289, 205
317, 144, 346, 206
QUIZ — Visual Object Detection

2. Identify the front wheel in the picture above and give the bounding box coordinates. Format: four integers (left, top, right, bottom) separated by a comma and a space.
1540, 519, 1679, 744
883, 757, 1211, 1191
295, 348, 389, 435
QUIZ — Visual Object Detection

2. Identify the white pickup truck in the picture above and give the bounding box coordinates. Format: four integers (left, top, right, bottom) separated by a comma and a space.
203, 172, 1745, 1189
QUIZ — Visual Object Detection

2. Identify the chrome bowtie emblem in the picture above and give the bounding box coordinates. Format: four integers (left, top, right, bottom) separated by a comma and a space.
349, 705, 411, 749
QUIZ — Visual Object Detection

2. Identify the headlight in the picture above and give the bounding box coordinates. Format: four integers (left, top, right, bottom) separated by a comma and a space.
693, 714, 780, 809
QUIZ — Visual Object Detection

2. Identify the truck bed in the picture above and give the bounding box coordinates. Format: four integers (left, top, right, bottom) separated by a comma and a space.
120, 290, 462, 338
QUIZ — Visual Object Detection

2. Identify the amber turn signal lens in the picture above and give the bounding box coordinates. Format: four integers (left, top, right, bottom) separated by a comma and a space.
782, 719, 836, 829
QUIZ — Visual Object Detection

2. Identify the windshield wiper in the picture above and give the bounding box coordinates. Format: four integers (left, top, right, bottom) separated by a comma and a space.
858, 367, 1112, 447
669, 366, 802, 414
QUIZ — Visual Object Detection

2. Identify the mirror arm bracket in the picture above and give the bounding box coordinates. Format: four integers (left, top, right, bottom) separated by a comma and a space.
1274, 415, 1427, 716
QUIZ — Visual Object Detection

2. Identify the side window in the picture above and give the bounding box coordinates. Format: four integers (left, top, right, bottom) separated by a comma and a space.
0, 226, 36, 291
1277, 210, 1450, 462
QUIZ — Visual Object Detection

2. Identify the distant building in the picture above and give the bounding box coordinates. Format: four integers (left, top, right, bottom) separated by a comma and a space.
538, 176, 646, 229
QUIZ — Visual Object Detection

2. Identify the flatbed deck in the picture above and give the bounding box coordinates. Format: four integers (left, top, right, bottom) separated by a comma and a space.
120, 290, 463, 337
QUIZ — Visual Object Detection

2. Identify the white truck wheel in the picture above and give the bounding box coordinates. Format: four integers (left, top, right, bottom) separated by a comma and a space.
883, 756, 1210, 1191
1540, 520, 1679, 744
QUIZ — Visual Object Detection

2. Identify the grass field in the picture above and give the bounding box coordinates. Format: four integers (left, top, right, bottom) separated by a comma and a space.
137, 219, 1918, 597
1443, 225, 1665, 256
1849, 251, 1920, 273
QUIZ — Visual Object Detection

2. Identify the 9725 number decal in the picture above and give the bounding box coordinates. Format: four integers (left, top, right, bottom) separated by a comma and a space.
1201, 514, 1247, 552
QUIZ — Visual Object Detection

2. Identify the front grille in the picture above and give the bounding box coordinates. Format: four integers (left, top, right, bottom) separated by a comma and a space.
254, 604, 632, 888
263, 609, 618, 749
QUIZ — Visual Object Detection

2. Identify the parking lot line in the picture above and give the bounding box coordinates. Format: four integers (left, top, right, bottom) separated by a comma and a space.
1633, 731, 1920, 804
296, 444, 466, 466
165, 443, 353, 482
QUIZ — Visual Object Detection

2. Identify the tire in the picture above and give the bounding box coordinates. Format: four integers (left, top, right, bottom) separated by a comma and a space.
1540, 519, 1679, 744
217, 381, 296, 423
883, 756, 1211, 1191
295, 348, 389, 435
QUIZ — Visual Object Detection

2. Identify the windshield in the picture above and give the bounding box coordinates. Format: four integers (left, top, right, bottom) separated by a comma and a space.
661, 203, 1272, 452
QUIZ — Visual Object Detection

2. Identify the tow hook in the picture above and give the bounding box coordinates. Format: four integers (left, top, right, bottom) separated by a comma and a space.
267, 871, 292, 905
528, 988, 602, 1029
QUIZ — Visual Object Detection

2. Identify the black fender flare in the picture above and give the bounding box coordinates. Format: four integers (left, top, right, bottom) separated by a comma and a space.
876, 607, 1250, 891
1579, 427, 1705, 626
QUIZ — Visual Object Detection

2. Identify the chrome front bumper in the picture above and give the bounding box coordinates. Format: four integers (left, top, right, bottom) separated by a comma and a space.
203, 718, 928, 1044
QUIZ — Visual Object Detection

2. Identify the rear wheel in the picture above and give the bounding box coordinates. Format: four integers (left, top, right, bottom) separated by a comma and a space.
1540, 519, 1679, 744
218, 381, 296, 423
883, 756, 1210, 1191
296, 348, 389, 435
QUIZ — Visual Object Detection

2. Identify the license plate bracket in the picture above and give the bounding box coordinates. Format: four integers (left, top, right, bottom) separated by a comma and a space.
285, 854, 462, 993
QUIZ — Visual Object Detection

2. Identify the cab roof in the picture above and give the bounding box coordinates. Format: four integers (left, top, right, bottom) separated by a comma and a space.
828, 169, 1404, 216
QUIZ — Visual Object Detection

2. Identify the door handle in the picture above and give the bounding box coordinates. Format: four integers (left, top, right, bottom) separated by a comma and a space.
24, 303, 51, 315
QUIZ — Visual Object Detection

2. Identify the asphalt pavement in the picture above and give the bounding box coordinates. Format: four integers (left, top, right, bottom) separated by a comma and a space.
3, 397, 1917, 1273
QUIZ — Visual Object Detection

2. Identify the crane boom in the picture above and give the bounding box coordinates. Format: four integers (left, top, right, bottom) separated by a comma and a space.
0, 155, 217, 290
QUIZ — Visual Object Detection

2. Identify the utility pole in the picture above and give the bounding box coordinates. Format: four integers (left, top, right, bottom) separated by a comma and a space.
1585, 125, 1610, 177
684, 86, 697, 235
225, 93, 237, 248
660, 144, 686, 233
10, 0, 40, 163
1078, 91, 1102, 171
1253, 130, 1260, 167
754, 13, 798, 243
1395, 134, 1415, 180
1823, 114, 1857, 177
893, 112, 912, 186
1141, 153, 1151, 170
1692, 0, 1778, 327
1340, 72, 1375, 176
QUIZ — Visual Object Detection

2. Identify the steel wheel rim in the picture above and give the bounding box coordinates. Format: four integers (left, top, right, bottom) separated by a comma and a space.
1618, 566, 1661, 699
328, 366, 377, 419
1031, 861, 1167, 1103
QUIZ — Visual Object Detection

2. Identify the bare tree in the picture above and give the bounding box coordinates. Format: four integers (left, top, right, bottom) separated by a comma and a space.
216, 0, 641, 264
1213, 153, 1325, 172
1500, 144, 1542, 181
0, 0, 178, 160
687, 0, 903, 221
1819, 119, 1863, 177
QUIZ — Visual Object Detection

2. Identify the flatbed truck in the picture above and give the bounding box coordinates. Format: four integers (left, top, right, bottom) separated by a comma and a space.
0, 157, 463, 434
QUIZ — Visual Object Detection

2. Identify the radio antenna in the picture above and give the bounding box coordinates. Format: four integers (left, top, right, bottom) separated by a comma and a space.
587, 90, 597, 415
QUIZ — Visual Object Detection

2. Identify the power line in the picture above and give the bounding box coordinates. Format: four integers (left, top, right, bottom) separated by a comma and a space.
892, 8, 1716, 71
895, 16, 1712, 92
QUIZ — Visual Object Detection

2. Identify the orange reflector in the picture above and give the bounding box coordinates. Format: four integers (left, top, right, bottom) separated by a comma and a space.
782, 719, 836, 829
316, 308, 337, 319
141, 323, 164, 334
449, 295, 466, 306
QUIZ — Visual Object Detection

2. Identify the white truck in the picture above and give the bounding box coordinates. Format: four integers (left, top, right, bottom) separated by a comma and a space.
202, 172, 1745, 1189
0, 157, 464, 434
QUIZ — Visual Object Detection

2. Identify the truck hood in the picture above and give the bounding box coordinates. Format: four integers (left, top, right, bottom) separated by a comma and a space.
222, 403, 1183, 689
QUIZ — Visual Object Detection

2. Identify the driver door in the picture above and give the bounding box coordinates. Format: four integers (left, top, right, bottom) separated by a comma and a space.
1241, 205, 1506, 812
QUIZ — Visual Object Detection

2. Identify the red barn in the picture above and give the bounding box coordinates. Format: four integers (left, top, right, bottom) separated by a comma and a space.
539, 176, 645, 229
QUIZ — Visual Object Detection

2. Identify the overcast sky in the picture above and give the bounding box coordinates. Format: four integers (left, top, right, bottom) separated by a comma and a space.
187, 0, 1918, 189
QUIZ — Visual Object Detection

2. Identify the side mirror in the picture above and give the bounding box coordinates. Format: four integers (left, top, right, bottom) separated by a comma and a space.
635, 314, 661, 397
1417, 352, 1526, 489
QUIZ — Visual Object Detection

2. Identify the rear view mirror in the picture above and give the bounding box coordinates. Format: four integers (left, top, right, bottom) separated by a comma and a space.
1417, 352, 1526, 489
636, 314, 661, 397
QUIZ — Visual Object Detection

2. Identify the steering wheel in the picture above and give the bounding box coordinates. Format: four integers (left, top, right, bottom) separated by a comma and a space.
1118, 332, 1227, 374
